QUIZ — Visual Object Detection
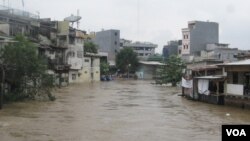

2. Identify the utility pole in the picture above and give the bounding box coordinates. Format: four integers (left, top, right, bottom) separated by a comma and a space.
128, 64, 131, 79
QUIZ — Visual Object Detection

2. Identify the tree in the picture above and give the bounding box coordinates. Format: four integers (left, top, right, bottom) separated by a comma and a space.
84, 41, 98, 54
0, 35, 55, 102
100, 61, 109, 75
116, 48, 139, 73
156, 55, 185, 86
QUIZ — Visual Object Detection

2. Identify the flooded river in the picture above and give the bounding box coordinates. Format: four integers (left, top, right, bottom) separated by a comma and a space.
1, 80, 250, 141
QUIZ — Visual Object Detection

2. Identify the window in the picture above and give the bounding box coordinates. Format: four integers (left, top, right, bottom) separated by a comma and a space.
85, 59, 89, 62
232, 72, 238, 84
72, 74, 76, 80
114, 32, 117, 36
114, 41, 117, 45
49, 51, 54, 54
183, 34, 189, 39
68, 51, 75, 57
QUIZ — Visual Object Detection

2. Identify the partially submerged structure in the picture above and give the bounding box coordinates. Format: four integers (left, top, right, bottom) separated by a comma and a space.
193, 75, 225, 105
0, 6, 101, 86
217, 59, 250, 109
136, 61, 165, 80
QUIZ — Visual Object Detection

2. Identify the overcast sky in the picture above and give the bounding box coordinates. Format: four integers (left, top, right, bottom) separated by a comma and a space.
5, 0, 250, 53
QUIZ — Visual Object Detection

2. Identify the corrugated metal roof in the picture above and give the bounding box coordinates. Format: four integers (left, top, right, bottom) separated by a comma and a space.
139, 61, 165, 66
219, 59, 250, 66
194, 75, 225, 79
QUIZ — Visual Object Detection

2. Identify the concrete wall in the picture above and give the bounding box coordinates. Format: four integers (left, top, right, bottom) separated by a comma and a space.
79, 57, 91, 82
93, 29, 120, 62
57, 21, 69, 35
227, 84, 244, 95
79, 57, 100, 82
190, 21, 218, 54
66, 44, 84, 70
69, 70, 79, 83
0, 24, 10, 35
182, 21, 219, 55
224, 95, 250, 110
92, 58, 100, 81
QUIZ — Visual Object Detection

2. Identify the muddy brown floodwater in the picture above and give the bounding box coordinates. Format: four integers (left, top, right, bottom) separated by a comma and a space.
0, 80, 250, 141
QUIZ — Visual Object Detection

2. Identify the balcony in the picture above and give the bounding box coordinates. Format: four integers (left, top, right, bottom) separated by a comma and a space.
48, 58, 71, 71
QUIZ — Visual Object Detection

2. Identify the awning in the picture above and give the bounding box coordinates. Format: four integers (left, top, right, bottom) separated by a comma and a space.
194, 75, 225, 80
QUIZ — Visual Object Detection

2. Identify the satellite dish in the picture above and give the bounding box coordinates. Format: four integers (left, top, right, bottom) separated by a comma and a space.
64, 14, 81, 22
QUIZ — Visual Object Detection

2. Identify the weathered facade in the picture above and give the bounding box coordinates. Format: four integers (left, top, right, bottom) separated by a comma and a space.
136, 61, 164, 80
81, 53, 101, 82
182, 21, 219, 56
218, 59, 250, 109
181, 21, 219, 62
93, 29, 120, 66
0, 7, 100, 85
122, 41, 157, 61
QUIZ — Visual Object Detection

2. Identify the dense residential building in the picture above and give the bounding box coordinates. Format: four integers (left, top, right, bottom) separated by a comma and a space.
93, 29, 120, 66
121, 40, 157, 61
181, 21, 219, 61
162, 40, 182, 59
200, 43, 241, 62
0, 6, 101, 85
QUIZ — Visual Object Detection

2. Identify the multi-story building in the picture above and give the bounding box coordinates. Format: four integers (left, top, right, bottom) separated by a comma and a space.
0, 6, 100, 85
93, 29, 120, 66
181, 21, 219, 58
162, 40, 182, 59
121, 40, 157, 61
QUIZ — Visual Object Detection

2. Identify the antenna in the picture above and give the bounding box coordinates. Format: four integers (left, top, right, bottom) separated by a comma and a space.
21, 0, 24, 8
64, 13, 81, 28
77, 9, 80, 29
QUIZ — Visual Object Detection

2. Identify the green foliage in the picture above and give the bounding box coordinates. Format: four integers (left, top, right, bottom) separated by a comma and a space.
156, 55, 185, 86
0, 35, 55, 101
84, 41, 98, 54
116, 48, 139, 73
100, 61, 109, 75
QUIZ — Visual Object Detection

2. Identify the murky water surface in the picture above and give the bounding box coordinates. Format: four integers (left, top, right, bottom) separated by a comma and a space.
0, 80, 250, 141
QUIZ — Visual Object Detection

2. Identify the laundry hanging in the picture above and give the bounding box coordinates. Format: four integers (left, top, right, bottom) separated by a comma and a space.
198, 79, 210, 95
